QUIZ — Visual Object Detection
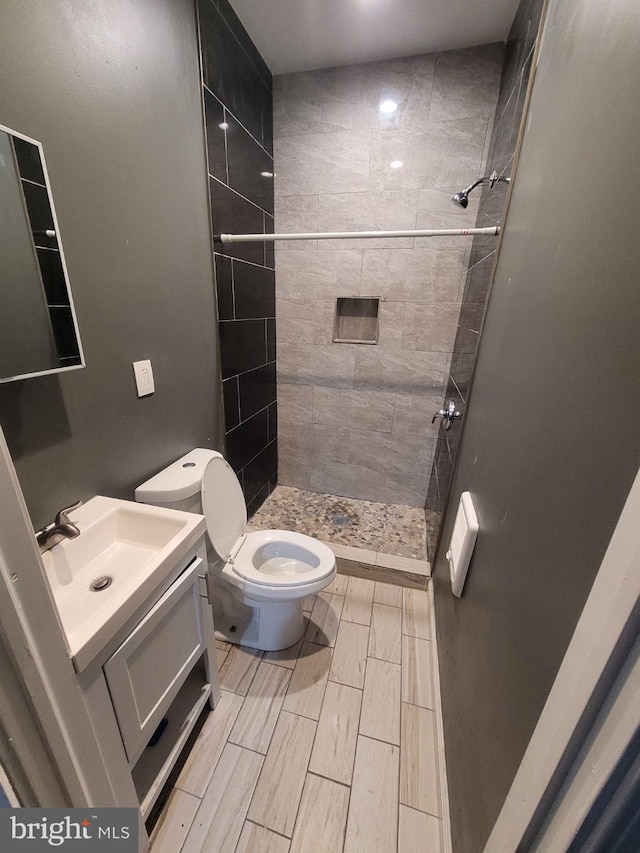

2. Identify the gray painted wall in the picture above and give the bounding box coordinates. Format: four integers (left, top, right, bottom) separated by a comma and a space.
0, 0, 224, 529
433, 0, 640, 850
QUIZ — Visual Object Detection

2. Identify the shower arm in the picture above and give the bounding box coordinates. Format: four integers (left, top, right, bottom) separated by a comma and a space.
460, 171, 510, 197
216, 225, 500, 244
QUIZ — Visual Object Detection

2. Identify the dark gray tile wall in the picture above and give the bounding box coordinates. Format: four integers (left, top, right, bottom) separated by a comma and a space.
425, 0, 546, 550
197, 0, 276, 515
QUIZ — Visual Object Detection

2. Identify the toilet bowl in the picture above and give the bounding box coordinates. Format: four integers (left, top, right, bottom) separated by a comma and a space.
135, 448, 336, 651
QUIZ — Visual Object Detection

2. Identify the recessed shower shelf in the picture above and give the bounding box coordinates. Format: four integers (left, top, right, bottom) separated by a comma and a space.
333, 339, 378, 345
333, 297, 380, 345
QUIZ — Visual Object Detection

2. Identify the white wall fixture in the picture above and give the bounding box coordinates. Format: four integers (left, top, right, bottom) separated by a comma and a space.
133, 360, 155, 397
447, 491, 479, 597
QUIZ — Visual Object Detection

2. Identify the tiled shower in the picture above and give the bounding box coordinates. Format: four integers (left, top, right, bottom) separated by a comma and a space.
199, 0, 536, 562
272, 47, 503, 545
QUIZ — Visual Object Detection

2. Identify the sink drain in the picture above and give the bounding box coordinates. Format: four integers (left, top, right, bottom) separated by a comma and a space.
90, 576, 113, 592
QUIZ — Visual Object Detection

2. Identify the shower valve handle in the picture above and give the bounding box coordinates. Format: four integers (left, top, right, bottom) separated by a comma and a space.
432, 400, 462, 430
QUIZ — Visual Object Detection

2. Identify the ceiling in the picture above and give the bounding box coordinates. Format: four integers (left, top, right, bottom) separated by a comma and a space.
229, 0, 521, 75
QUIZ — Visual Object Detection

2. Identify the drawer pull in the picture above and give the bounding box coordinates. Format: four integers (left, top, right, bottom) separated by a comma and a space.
198, 571, 214, 604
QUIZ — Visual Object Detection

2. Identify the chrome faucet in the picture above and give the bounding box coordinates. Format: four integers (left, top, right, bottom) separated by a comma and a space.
36, 501, 82, 553
432, 399, 462, 431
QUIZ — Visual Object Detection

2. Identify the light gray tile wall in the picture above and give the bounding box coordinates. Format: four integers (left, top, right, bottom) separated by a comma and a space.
274, 46, 502, 506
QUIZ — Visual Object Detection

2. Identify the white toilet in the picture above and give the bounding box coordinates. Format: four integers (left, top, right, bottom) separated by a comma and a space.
135, 448, 336, 651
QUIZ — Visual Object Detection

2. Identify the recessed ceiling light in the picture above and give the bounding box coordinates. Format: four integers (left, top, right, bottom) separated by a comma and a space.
390, 160, 403, 169
380, 100, 398, 114
219, 122, 229, 130
261, 171, 274, 177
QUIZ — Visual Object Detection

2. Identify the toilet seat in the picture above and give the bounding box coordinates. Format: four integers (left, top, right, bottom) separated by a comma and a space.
229, 530, 335, 587
201, 456, 335, 597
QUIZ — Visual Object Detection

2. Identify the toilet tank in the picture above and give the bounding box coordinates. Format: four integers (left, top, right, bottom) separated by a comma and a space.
135, 448, 221, 513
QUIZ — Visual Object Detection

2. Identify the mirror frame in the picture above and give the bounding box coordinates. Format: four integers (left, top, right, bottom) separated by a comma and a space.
0, 122, 85, 383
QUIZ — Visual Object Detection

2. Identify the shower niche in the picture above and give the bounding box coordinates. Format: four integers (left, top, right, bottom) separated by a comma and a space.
333, 297, 380, 345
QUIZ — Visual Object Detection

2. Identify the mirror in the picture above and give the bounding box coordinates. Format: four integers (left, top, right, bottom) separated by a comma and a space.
0, 123, 84, 383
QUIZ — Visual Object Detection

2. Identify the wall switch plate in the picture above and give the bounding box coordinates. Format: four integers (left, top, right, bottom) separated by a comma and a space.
133, 360, 155, 397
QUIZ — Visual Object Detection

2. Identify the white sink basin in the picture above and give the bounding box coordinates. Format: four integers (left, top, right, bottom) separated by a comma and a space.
41, 496, 206, 671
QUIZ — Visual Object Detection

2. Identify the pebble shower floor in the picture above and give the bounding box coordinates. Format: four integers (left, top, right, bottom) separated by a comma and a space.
249, 486, 428, 560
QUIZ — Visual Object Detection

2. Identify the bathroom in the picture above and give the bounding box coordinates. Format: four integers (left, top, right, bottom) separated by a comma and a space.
1, 0, 640, 851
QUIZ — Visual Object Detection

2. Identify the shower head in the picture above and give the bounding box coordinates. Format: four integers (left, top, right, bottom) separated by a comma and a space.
451, 191, 469, 208
451, 171, 510, 208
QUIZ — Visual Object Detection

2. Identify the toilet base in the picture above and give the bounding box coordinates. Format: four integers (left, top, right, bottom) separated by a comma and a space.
212, 588, 306, 651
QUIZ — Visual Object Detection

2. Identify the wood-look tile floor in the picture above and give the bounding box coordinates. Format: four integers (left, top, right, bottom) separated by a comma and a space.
149, 576, 442, 853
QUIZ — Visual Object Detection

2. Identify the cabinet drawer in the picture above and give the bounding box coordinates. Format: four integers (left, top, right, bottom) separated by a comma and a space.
104, 557, 205, 765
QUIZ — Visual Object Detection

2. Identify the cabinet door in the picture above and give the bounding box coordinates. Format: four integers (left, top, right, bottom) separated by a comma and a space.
104, 558, 205, 765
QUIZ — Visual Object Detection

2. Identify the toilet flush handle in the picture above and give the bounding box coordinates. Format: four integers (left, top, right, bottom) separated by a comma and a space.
432, 400, 462, 431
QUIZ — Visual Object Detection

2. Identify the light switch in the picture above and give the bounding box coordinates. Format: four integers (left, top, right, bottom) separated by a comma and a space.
133, 360, 155, 397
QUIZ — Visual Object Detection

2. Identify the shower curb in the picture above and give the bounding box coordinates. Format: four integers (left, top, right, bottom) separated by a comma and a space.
325, 541, 430, 590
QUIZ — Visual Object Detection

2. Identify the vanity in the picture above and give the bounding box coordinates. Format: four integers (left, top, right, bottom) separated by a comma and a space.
40, 496, 220, 825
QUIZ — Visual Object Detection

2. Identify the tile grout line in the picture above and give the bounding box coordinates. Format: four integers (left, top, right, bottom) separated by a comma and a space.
287, 706, 322, 845
244, 707, 319, 842
338, 601, 369, 853
245, 612, 337, 841
203, 84, 273, 158
214, 249, 275, 272
226, 747, 265, 853
149, 787, 200, 853
220, 647, 265, 698
209, 172, 274, 218
227, 661, 293, 757
172, 720, 253, 853
172, 688, 248, 805
234, 820, 292, 850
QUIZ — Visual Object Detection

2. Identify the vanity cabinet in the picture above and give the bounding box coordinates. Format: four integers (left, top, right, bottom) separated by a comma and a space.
104, 556, 207, 765
78, 538, 219, 832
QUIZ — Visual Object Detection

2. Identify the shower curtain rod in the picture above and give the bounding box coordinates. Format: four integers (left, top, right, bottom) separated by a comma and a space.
217, 226, 500, 243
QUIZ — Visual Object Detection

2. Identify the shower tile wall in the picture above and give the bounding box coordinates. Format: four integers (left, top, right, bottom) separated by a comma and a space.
197, 0, 277, 515
273, 46, 503, 507
426, 0, 546, 527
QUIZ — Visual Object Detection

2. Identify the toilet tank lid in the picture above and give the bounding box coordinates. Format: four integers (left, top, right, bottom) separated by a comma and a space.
135, 448, 221, 503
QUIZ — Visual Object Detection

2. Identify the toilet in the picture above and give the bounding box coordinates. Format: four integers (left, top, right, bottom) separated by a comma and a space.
135, 448, 336, 651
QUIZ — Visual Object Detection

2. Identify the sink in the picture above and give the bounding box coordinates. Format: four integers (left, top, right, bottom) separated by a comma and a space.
41, 496, 206, 671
